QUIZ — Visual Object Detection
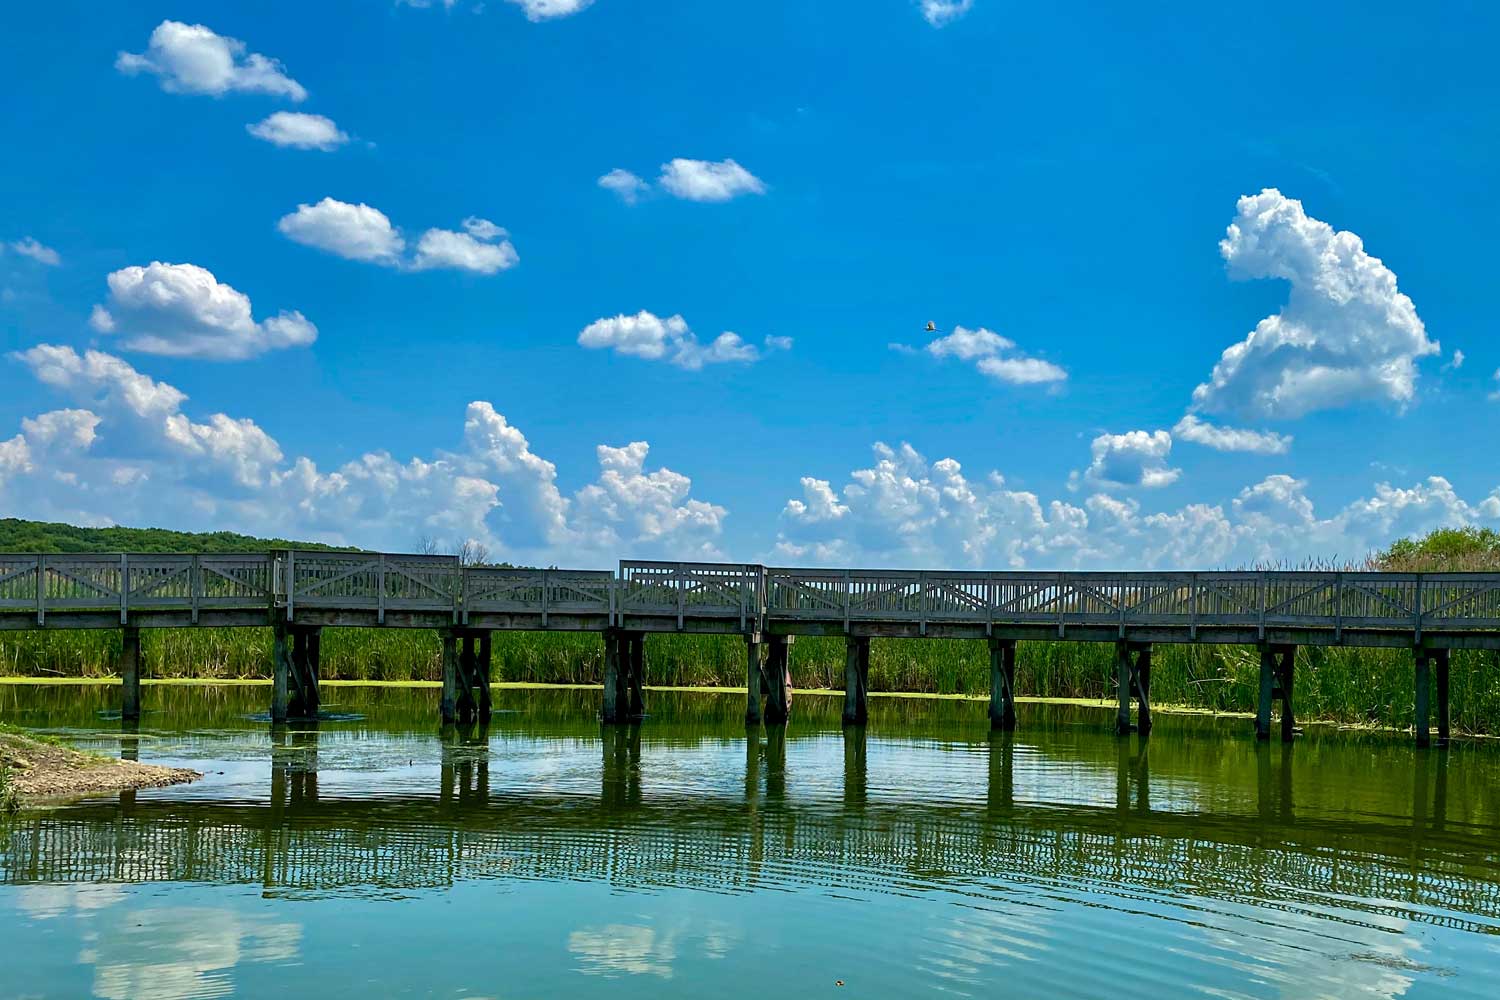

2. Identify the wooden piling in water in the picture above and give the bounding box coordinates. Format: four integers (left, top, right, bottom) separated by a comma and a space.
601, 629, 622, 724
1256, 646, 1275, 741
1415, 649, 1431, 748
456, 635, 478, 724
1115, 641, 1133, 735
1276, 646, 1294, 743
744, 635, 763, 726
764, 635, 793, 725
440, 629, 458, 725
120, 625, 140, 721
627, 632, 646, 718
989, 638, 1016, 731
843, 636, 869, 726
477, 631, 492, 722
271, 624, 290, 724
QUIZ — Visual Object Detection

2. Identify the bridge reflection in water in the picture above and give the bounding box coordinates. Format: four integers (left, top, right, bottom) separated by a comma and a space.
4, 718, 1494, 937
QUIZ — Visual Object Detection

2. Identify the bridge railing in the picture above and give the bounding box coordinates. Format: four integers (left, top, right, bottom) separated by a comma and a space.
275, 551, 462, 622
6, 553, 1500, 635
617, 560, 763, 630
462, 567, 615, 624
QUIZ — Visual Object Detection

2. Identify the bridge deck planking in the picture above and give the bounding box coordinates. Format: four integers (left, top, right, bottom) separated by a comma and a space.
3, 551, 1500, 648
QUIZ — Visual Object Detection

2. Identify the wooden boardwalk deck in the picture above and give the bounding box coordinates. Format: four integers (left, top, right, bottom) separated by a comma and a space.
2, 551, 1497, 741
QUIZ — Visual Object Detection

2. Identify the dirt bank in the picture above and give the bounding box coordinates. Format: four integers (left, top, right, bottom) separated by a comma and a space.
0, 730, 200, 802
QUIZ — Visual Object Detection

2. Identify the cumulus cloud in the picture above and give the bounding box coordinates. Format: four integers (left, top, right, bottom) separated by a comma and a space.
277, 198, 403, 263
911, 324, 1066, 386
775, 442, 1500, 570
506, 0, 594, 20
1172, 414, 1291, 455
658, 159, 766, 202
411, 219, 519, 274
1075, 430, 1180, 489
1192, 189, 1439, 420
247, 112, 349, 151
577, 310, 786, 370
88, 262, 316, 361
598, 169, 649, 205
6, 237, 61, 266
116, 21, 306, 101
920, 1, 974, 27
1, 347, 726, 560
277, 199, 517, 274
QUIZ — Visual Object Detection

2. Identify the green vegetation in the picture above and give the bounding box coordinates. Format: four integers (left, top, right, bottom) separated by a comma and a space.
0, 517, 358, 555
1375, 526, 1500, 572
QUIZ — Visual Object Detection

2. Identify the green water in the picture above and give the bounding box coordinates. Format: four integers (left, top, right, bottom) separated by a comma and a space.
2, 685, 1499, 998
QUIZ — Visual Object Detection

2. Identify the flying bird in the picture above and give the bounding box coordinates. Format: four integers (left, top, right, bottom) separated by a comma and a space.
925, 321, 936, 332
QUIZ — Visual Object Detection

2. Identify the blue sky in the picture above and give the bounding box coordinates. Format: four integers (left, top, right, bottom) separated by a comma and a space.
2, 1, 1498, 568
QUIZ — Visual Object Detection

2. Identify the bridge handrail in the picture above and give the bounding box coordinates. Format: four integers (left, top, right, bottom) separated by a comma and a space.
4, 552, 1500, 634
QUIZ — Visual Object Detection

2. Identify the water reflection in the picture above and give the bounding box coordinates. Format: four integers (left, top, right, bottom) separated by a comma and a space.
2, 685, 1500, 998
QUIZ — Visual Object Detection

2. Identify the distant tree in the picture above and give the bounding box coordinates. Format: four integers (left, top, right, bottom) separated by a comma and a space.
1374, 526, 1500, 572
0, 518, 360, 554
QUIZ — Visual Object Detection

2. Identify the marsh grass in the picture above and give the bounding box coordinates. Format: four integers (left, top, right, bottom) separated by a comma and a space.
2, 627, 1497, 732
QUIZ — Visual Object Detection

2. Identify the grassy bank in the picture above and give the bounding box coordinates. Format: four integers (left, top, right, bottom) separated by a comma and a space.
2, 627, 1497, 734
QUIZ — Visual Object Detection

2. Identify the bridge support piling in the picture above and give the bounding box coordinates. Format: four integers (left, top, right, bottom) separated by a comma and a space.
843, 636, 869, 726
288, 627, 321, 719
1435, 649, 1450, 746
745, 635, 763, 726
764, 635, 793, 725
601, 629, 629, 724
120, 626, 141, 721
1415, 649, 1431, 748
440, 629, 458, 725
456, 635, 478, 725
627, 632, 646, 719
478, 632, 493, 723
1115, 641, 1150, 736
1256, 647, 1275, 740
1276, 646, 1294, 743
989, 638, 1017, 731
271, 624, 290, 724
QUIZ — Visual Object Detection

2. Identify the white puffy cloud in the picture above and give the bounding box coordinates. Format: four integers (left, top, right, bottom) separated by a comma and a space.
658, 159, 766, 202
1192, 189, 1439, 420
116, 21, 306, 101
1489, 369, 1500, 402
578, 310, 784, 370
2, 347, 726, 561
1172, 414, 1291, 455
506, 0, 594, 20
88, 262, 316, 361
912, 324, 1067, 386
411, 219, 519, 274
277, 198, 403, 263
598, 168, 649, 204
1075, 430, 1180, 489
247, 112, 349, 151
573, 442, 728, 559
920, 2, 974, 27
6, 237, 61, 266
277, 199, 517, 274
775, 442, 1500, 570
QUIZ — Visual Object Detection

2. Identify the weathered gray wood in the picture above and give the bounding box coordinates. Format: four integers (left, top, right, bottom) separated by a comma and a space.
627, 633, 646, 718
988, 638, 1017, 731
440, 629, 458, 725
745, 636, 763, 726
1114, 641, 1132, 735
1435, 648, 1450, 745
1135, 647, 1152, 736
271, 624, 290, 724
764, 635, 792, 725
1277, 646, 1295, 743
456, 635, 478, 724
601, 630, 622, 724
1415, 650, 1431, 748
1256, 646, 1275, 741
843, 636, 868, 726
120, 626, 141, 721
477, 631, 493, 722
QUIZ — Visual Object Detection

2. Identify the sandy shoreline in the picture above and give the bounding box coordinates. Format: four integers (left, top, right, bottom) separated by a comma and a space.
1, 731, 200, 802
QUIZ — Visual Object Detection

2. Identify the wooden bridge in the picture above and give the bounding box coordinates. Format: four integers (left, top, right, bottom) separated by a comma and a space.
4, 551, 1499, 743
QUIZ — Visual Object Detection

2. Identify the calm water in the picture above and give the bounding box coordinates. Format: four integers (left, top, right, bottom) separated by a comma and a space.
2, 684, 1499, 999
